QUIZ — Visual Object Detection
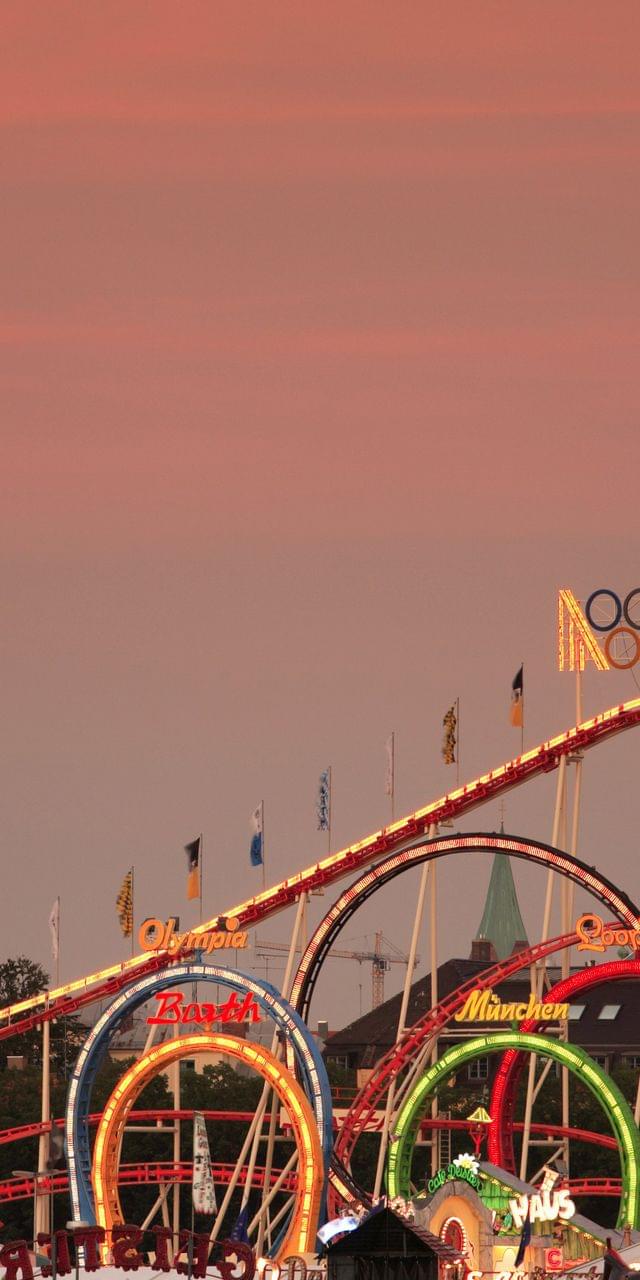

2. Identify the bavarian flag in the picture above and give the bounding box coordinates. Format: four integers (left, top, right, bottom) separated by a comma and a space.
510, 665, 524, 727
185, 836, 201, 901
116, 870, 133, 938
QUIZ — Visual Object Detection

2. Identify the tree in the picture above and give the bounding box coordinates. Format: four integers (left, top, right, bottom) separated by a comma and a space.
0, 956, 85, 1078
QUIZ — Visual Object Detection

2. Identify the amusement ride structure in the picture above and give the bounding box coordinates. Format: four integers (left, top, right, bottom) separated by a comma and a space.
2, 674, 640, 1266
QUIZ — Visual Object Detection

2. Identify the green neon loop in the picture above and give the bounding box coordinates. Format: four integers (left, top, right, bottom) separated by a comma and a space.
386, 1031, 640, 1229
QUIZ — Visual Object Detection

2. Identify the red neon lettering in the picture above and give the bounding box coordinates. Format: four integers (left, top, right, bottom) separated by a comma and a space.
181, 1002, 203, 1024
69, 1226, 105, 1271
112, 1225, 144, 1270
0, 1242, 34, 1280
151, 1227, 173, 1272
216, 1240, 255, 1280
217, 992, 261, 1024
146, 991, 261, 1025
147, 992, 183, 1024
37, 1232, 72, 1277
174, 1231, 210, 1279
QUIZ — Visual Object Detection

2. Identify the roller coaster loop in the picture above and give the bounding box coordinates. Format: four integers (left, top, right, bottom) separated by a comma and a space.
385, 1032, 640, 1229
92, 1034, 324, 1263
489, 958, 640, 1171
66, 963, 332, 1225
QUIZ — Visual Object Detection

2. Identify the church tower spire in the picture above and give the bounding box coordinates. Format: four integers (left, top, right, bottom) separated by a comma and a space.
471, 844, 529, 962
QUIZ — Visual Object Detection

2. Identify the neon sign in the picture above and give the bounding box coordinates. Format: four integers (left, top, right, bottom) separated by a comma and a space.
139, 916, 249, 953
508, 1189, 575, 1230
454, 990, 569, 1023
576, 912, 640, 953
428, 1154, 482, 1194
558, 588, 640, 671
146, 990, 261, 1025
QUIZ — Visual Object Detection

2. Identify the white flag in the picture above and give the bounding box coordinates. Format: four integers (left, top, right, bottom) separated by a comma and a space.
49, 898, 60, 963
385, 733, 395, 798
192, 1112, 216, 1215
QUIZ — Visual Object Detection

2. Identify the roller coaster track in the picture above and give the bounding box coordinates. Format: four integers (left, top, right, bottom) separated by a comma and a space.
0, 1110, 619, 1165
2, 698, 639, 1039
0, 1161, 298, 1205
488, 958, 640, 1172
0, 1160, 622, 1208
333, 929, 593, 1174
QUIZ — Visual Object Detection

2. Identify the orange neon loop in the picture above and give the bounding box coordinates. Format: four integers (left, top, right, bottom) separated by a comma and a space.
91, 1033, 324, 1263
2, 696, 640, 1027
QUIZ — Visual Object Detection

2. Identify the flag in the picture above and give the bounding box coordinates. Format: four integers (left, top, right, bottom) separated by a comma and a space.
602, 1240, 631, 1280
230, 1204, 249, 1243
317, 768, 331, 831
249, 803, 263, 867
116, 870, 133, 938
47, 1119, 66, 1171
48, 898, 60, 963
510, 665, 524, 727
514, 1202, 531, 1268
385, 734, 395, 798
441, 705, 457, 765
185, 837, 201, 901
192, 1112, 216, 1214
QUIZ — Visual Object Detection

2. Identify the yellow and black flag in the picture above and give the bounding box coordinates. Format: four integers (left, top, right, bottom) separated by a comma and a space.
510, 665, 524, 727
185, 836, 201, 902
441, 704, 457, 765
116, 869, 133, 938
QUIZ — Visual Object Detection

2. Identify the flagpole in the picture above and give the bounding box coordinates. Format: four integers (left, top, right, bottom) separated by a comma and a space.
456, 698, 460, 788
55, 896, 60, 988
199, 833, 203, 925
328, 766, 332, 855
261, 801, 265, 892
521, 662, 525, 755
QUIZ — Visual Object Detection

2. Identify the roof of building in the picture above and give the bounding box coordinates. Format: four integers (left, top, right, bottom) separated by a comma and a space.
326, 1206, 461, 1260
323, 962, 640, 1062
474, 851, 529, 959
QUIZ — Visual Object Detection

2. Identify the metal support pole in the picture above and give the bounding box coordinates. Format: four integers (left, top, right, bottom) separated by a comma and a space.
372, 858, 431, 1199
37, 1017, 51, 1237
248, 1151, 298, 1235
171, 1025, 181, 1261
520, 754, 567, 1179
209, 892, 308, 1244
430, 853, 439, 1175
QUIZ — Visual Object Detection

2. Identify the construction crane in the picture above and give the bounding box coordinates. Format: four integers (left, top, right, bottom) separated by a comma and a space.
255, 931, 418, 1010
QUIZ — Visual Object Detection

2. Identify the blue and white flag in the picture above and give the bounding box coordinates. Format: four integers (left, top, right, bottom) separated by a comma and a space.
250, 803, 263, 867
317, 768, 331, 831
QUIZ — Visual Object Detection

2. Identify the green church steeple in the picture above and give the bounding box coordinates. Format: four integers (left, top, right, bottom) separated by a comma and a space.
472, 849, 529, 961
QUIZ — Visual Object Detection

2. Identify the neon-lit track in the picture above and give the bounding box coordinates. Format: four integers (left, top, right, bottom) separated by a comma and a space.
2, 697, 640, 1037
488, 959, 640, 1171
385, 1032, 640, 1229
65, 963, 331, 1225
333, 929, 591, 1175
92, 1035, 324, 1263
0, 1162, 299, 1205
288, 834, 640, 1032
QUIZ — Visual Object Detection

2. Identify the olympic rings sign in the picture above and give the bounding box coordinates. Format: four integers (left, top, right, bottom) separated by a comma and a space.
585, 589, 640, 669
558, 588, 640, 671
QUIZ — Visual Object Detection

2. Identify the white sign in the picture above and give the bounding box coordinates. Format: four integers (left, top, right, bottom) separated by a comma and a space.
508, 1189, 575, 1230
192, 1112, 217, 1215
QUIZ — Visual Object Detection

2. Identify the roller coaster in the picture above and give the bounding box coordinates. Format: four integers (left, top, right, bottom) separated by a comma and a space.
2, 695, 640, 1264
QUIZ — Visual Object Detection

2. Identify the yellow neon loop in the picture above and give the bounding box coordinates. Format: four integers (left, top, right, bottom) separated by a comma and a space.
91, 1033, 323, 1262
1, 696, 640, 1027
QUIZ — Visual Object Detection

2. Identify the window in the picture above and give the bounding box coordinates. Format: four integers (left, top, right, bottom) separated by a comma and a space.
624, 1055, 640, 1070
468, 1057, 489, 1080
592, 1055, 609, 1069
567, 1004, 586, 1021
598, 1004, 621, 1020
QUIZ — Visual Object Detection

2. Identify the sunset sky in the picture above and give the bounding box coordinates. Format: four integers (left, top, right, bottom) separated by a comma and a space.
3, 3, 640, 1027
